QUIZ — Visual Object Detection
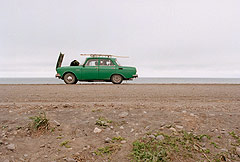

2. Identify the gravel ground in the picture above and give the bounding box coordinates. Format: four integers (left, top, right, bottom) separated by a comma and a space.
0, 84, 240, 162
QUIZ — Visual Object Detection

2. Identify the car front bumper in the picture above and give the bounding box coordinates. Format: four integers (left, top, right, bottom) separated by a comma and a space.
55, 73, 61, 78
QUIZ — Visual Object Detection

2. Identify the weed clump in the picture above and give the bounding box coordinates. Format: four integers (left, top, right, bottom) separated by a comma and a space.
29, 112, 49, 131
112, 136, 125, 142
60, 140, 71, 148
95, 117, 112, 127
94, 144, 121, 156
131, 130, 240, 162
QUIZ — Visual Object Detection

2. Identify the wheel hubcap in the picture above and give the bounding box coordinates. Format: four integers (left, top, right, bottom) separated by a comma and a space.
113, 75, 121, 83
67, 76, 73, 82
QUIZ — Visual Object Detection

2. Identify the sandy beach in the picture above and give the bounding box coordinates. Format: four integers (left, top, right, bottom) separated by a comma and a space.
0, 84, 240, 162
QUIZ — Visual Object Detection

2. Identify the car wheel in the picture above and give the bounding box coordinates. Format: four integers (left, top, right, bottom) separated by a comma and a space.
63, 73, 77, 84
111, 74, 123, 84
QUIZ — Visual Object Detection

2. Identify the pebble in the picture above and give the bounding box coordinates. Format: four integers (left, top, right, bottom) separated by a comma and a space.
120, 126, 124, 129
160, 123, 166, 127
176, 125, 183, 129
220, 148, 228, 152
93, 127, 102, 133
53, 105, 58, 108
64, 158, 76, 162
119, 112, 129, 118
130, 129, 134, 133
6, 144, 15, 151
83, 145, 90, 150
63, 104, 71, 108
169, 127, 176, 132
54, 120, 61, 126
148, 135, 155, 139
174, 121, 181, 124
121, 140, 127, 144
23, 154, 28, 157
3, 160, 10, 162
156, 135, 164, 141
145, 126, 150, 130
182, 110, 187, 113
104, 137, 112, 143
201, 136, 208, 142
190, 113, 195, 117
220, 130, 226, 134
236, 147, 240, 155
116, 131, 120, 136
40, 144, 45, 148
143, 111, 147, 114
193, 145, 199, 151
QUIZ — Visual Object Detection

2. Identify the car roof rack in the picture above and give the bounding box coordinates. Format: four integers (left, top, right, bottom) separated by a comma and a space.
80, 54, 129, 58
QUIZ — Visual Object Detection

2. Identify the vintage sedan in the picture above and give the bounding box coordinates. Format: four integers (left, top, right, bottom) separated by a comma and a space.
55, 53, 138, 84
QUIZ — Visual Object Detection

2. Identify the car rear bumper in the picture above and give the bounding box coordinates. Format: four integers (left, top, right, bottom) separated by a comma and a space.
133, 74, 138, 78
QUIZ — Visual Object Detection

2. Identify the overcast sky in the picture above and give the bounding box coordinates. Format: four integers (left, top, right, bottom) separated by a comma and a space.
0, 0, 240, 78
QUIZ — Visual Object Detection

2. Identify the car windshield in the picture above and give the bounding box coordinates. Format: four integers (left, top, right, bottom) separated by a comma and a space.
115, 59, 120, 66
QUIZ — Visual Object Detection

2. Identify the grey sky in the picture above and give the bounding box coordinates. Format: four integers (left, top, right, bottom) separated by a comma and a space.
0, 0, 240, 77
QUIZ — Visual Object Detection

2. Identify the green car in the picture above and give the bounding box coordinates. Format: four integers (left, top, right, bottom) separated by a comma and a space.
55, 53, 138, 84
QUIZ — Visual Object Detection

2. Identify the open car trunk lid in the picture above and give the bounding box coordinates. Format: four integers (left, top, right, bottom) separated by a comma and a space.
56, 52, 64, 69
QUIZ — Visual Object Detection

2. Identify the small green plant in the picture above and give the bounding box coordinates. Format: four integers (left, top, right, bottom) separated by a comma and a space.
16, 126, 22, 130
2, 125, 8, 129
203, 149, 210, 154
95, 117, 112, 127
60, 141, 71, 148
56, 136, 63, 139
50, 127, 56, 132
132, 140, 168, 162
94, 144, 121, 156
210, 142, 219, 148
92, 109, 102, 112
112, 136, 125, 142
198, 134, 211, 141
229, 131, 239, 140
29, 112, 49, 130
131, 131, 220, 162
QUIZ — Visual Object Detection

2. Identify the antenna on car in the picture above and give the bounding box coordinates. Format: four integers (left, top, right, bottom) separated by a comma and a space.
80, 54, 129, 58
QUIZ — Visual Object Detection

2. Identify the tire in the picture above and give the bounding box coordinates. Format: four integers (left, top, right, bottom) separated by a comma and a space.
111, 74, 123, 84
63, 73, 77, 84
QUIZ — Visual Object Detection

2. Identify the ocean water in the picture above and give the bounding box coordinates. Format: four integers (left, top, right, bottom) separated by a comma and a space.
0, 78, 240, 84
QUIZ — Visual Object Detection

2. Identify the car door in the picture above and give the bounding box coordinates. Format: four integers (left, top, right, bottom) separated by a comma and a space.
81, 59, 99, 80
98, 59, 116, 80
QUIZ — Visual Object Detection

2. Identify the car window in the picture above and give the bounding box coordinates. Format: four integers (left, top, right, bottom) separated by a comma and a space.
99, 59, 114, 66
85, 59, 98, 66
